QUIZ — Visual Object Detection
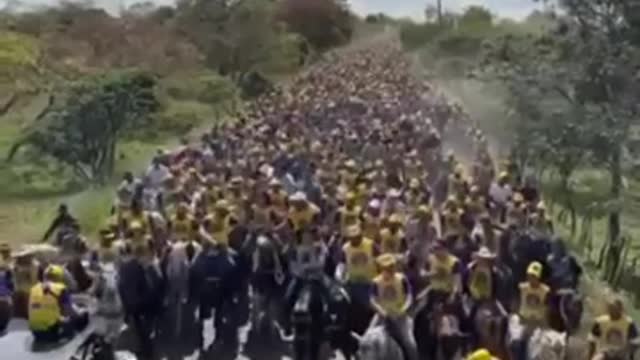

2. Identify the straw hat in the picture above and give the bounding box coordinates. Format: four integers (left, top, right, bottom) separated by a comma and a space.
377, 253, 396, 268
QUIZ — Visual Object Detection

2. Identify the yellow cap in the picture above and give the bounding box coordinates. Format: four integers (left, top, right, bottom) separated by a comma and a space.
470, 185, 479, 193
466, 349, 492, 360
377, 253, 396, 268
45, 265, 65, 281
409, 178, 420, 189
345, 192, 357, 201
527, 261, 543, 278
499, 171, 509, 179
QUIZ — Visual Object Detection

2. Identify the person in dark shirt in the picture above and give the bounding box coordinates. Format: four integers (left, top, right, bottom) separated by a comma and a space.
42, 204, 79, 243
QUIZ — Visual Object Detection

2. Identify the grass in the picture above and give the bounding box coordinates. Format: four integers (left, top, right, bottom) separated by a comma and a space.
0, 90, 223, 245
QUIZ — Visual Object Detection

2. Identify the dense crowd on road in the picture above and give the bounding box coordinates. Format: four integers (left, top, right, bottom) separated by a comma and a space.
0, 41, 638, 360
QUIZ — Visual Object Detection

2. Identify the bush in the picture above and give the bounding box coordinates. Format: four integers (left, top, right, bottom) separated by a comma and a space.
399, 22, 446, 50
151, 100, 215, 137
163, 72, 238, 104
436, 33, 484, 56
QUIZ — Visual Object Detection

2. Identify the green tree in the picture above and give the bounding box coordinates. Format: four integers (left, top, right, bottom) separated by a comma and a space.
277, 0, 353, 51
8, 72, 159, 183
480, 0, 640, 281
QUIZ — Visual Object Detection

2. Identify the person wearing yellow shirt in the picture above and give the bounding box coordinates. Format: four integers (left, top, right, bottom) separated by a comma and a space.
28, 265, 88, 343
337, 225, 379, 309
169, 202, 195, 242
381, 214, 406, 255
287, 192, 320, 232
441, 196, 464, 238
337, 192, 362, 234
517, 261, 550, 327
589, 298, 640, 360
202, 199, 236, 247
425, 240, 462, 309
369, 254, 418, 360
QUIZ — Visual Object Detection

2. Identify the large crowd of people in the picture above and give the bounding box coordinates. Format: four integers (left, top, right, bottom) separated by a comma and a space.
0, 42, 638, 360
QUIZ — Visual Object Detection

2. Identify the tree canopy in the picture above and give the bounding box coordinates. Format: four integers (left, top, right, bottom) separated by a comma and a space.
8, 71, 159, 183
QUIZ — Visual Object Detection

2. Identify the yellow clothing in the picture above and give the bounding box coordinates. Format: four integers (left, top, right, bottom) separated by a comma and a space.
373, 273, 407, 316
469, 264, 493, 300
518, 282, 549, 323
170, 214, 193, 241
362, 213, 382, 240
28, 282, 65, 331
428, 254, 459, 293
343, 238, 376, 282
381, 229, 405, 254
209, 214, 233, 245
442, 209, 463, 236
339, 205, 362, 232
595, 315, 632, 352
288, 204, 320, 232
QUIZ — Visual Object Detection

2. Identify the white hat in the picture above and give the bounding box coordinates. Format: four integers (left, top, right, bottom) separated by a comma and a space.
290, 191, 307, 202
368, 199, 381, 209
476, 246, 496, 259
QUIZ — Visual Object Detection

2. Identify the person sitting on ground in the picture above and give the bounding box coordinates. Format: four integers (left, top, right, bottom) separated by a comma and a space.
28, 265, 88, 343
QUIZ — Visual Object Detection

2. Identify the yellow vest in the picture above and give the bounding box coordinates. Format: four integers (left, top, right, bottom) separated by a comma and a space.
381, 229, 405, 254
428, 254, 458, 293
210, 214, 232, 245
519, 282, 549, 322
362, 214, 381, 240
171, 214, 193, 241
596, 315, 632, 352
374, 273, 407, 316
289, 205, 319, 232
29, 282, 65, 331
339, 205, 362, 231
343, 238, 375, 282
469, 264, 493, 300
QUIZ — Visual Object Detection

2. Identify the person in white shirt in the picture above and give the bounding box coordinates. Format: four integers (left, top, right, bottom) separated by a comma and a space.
489, 172, 512, 222
145, 157, 171, 190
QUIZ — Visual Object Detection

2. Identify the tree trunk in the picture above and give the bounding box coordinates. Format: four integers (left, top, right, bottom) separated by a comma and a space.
604, 146, 623, 282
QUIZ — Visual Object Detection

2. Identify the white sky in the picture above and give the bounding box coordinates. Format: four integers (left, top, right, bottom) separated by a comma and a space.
1, 0, 544, 20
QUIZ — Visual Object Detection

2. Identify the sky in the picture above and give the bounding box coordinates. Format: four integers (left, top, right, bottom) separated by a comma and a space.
0, 0, 544, 20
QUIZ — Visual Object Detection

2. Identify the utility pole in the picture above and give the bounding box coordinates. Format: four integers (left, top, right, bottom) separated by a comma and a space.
436, 0, 442, 26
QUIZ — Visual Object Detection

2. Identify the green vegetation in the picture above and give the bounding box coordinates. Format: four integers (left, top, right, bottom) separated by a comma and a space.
0, 0, 356, 242
400, 2, 640, 306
